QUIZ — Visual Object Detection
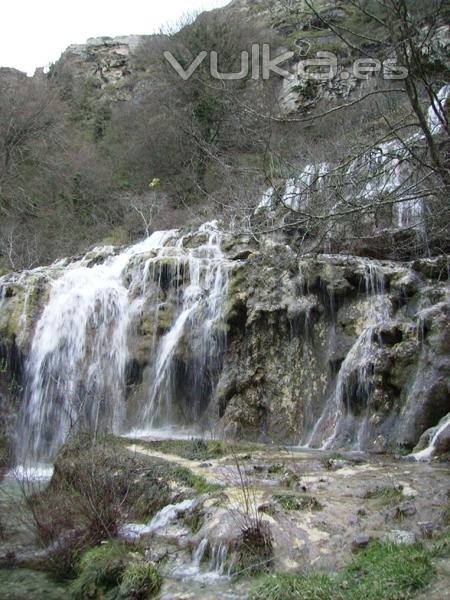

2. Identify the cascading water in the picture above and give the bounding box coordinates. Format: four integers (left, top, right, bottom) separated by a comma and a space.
15, 223, 230, 463
172, 538, 234, 582
305, 261, 390, 450
258, 84, 450, 232
141, 223, 228, 429
410, 413, 450, 461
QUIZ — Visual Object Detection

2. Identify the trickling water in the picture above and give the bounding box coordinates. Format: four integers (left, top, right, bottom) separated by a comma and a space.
258, 84, 450, 231
173, 539, 233, 582
141, 222, 228, 428
410, 413, 450, 461
15, 223, 229, 462
427, 84, 450, 134
305, 260, 390, 450
146, 498, 196, 533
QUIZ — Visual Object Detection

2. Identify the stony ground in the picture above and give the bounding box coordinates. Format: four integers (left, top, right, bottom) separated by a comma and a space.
0, 440, 449, 599
124, 440, 450, 599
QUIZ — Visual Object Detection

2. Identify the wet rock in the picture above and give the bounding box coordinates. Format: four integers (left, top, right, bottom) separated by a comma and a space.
352, 533, 370, 550
394, 501, 417, 520
383, 530, 416, 545
324, 458, 350, 471
418, 521, 436, 539
412, 256, 449, 280
258, 502, 277, 516
280, 469, 303, 489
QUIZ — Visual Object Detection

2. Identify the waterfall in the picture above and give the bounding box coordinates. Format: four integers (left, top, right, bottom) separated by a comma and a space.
410, 413, 450, 461
172, 538, 233, 581
15, 223, 229, 463
257, 83, 450, 230
305, 261, 390, 450
427, 83, 450, 134
141, 222, 228, 429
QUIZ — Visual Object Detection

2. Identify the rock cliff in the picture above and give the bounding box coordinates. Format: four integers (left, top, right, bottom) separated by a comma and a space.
0, 228, 448, 464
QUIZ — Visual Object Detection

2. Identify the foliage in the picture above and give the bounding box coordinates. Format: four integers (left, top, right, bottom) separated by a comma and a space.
249, 541, 434, 600
273, 493, 323, 511
250, 571, 336, 600
0, 568, 70, 600
139, 438, 261, 462
363, 485, 404, 504
171, 465, 222, 494
71, 542, 129, 599
70, 542, 161, 600
234, 522, 274, 576
118, 561, 162, 599
342, 541, 433, 600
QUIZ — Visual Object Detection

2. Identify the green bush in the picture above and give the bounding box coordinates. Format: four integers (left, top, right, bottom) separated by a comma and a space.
273, 493, 323, 511
234, 523, 273, 576
70, 542, 162, 600
70, 541, 130, 599
119, 561, 162, 599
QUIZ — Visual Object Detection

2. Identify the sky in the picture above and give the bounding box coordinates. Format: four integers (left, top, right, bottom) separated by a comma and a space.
1, 0, 229, 75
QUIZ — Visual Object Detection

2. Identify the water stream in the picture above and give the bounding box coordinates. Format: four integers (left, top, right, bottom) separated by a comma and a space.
14, 223, 230, 463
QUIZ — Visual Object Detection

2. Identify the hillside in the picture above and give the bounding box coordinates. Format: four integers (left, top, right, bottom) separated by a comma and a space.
1, 0, 448, 271
0, 2, 449, 599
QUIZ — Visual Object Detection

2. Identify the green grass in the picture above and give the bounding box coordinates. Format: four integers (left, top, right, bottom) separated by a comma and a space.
0, 569, 69, 600
171, 465, 222, 494
118, 561, 162, 599
249, 541, 434, 600
363, 485, 403, 504
273, 493, 323, 511
70, 541, 162, 599
70, 541, 131, 599
137, 438, 261, 462
250, 571, 335, 600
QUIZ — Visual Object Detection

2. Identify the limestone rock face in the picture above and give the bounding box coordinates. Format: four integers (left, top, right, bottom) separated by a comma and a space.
216, 242, 450, 452
0, 232, 448, 458
51, 35, 152, 101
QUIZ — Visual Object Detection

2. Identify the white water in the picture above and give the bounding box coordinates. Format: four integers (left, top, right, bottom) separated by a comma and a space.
119, 498, 197, 542
258, 84, 450, 231
173, 538, 233, 582
410, 413, 450, 461
15, 223, 230, 462
6, 464, 54, 482
141, 221, 229, 428
147, 498, 196, 532
427, 84, 450, 134
305, 260, 390, 450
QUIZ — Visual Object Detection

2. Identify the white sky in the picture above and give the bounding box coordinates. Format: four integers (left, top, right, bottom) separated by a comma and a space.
1, 0, 229, 75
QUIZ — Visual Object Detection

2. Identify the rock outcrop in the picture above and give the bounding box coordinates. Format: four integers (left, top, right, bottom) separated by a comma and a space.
0, 228, 448, 461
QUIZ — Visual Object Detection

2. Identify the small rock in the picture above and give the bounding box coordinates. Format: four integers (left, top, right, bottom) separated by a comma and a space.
418, 521, 435, 539
253, 465, 266, 473
395, 501, 416, 520
383, 530, 416, 545
280, 469, 302, 489
199, 462, 212, 468
352, 533, 370, 550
